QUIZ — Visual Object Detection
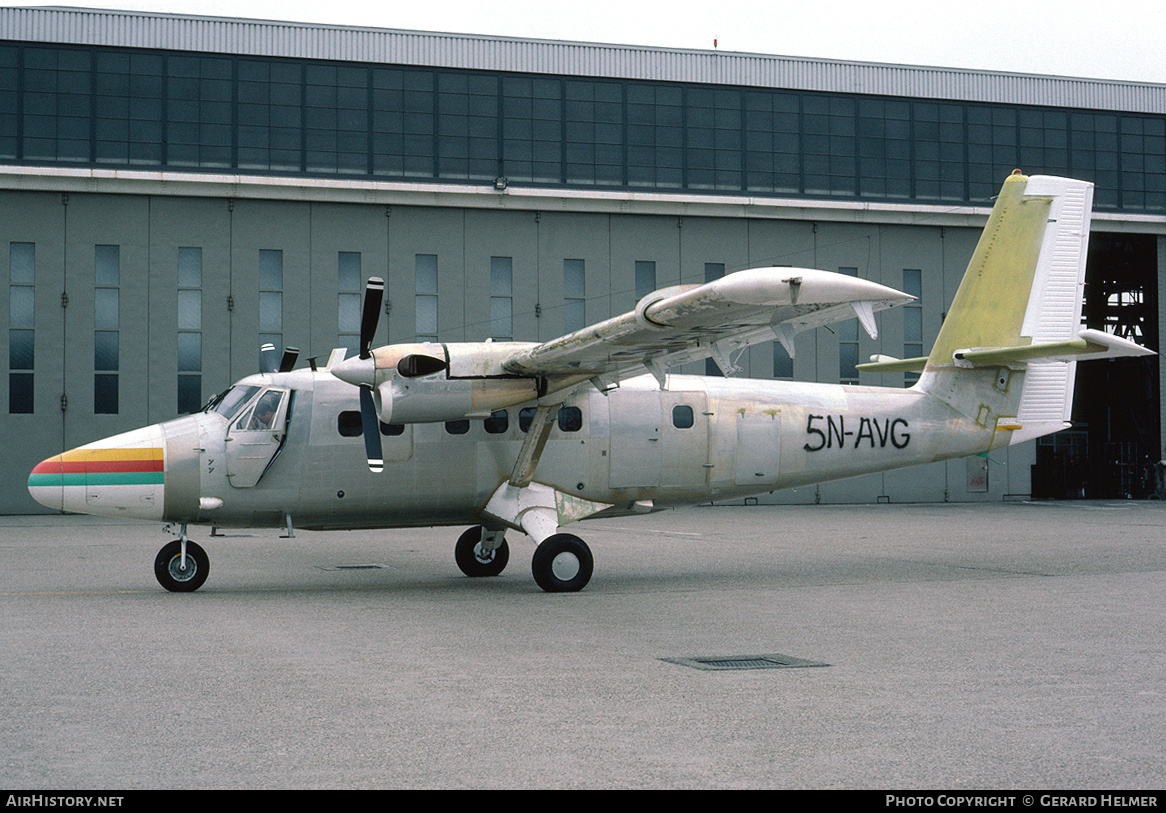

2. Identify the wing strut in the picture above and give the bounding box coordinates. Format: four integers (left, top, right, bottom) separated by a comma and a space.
481, 398, 612, 544
508, 403, 561, 488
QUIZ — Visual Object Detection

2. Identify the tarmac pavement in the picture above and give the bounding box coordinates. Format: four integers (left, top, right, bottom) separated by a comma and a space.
1, 501, 1164, 789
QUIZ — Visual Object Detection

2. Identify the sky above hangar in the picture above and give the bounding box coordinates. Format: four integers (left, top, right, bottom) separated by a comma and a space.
6, 0, 1166, 84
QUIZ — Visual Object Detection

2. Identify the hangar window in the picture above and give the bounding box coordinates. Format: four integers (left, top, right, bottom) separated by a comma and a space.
563, 259, 586, 334
903, 269, 923, 386
801, 94, 856, 198
416, 254, 439, 342
258, 249, 284, 368
686, 86, 743, 192
177, 247, 203, 414
166, 53, 233, 169
436, 71, 498, 182
8, 242, 34, 414
773, 343, 793, 379
94, 244, 119, 414
338, 251, 362, 356
371, 66, 436, 179
490, 257, 513, 340
500, 75, 561, 185
704, 263, 726, 377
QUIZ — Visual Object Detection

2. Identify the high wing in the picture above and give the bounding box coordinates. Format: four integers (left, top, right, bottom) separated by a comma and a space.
329, 265, 913, 471
502, 266, 913, 388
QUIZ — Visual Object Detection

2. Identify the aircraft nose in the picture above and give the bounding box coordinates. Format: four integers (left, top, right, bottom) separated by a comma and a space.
27, 427, 166, 519
27, 453, 67, 511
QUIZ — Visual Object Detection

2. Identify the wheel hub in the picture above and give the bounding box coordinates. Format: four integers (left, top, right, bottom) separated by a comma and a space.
550, 551, 580, 581
167, 555, 198, 582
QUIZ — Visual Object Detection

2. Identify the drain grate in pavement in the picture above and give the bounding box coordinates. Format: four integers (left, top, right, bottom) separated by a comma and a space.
315, 564, 388, 571
662, 653, 830, 671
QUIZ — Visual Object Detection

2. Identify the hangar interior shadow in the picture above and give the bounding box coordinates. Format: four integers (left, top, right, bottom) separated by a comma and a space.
1033, 232, 1161, 498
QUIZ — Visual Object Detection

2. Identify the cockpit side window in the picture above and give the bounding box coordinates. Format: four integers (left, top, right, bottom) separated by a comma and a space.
209, 385, 261, 420
233, 389, 286, 432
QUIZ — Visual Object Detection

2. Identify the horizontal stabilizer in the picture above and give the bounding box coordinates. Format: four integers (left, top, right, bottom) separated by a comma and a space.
856, 354, 928, 374
859, 330, 1152, 375
951, 329, 1155, 367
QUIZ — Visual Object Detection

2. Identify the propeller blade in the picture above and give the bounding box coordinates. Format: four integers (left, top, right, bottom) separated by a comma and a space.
360, 277, 385, 360
359, 385, 384, 473
278, 347, 299, 373
260, 343, 279, 373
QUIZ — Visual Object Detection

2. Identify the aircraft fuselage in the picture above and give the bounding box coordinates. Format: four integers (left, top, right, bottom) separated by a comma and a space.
30, 369, 993, 532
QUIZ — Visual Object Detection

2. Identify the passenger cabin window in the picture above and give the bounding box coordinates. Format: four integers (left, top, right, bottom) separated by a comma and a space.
518, 405, 583, 432
484, 410, 508, 434
672, 404, 695, 429
445, 420, 470, 435
557, 406, 582, 432
342, 413, 406, 437
337, 410, 362, 437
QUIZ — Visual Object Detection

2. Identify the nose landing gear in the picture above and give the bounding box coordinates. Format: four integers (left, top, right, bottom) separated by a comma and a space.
154, 533, 209, 592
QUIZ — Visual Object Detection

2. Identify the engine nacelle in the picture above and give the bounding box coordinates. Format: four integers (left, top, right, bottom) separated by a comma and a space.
367, 341, 540, 425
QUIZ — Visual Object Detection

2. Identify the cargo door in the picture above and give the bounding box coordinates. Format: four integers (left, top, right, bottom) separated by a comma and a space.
607, 389, 662, 488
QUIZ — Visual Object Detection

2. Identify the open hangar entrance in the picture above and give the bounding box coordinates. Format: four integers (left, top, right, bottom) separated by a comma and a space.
1032, 232, 1161, 498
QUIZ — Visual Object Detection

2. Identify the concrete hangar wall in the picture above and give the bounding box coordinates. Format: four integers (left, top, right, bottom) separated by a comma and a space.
1, 8, 1165, 514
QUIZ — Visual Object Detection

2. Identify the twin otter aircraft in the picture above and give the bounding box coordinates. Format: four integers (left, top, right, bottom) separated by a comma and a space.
28, 173, 1154, 593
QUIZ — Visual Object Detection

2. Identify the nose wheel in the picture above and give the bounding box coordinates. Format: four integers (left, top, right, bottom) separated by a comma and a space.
154, 539, 209, 592
454, 525, 510, 577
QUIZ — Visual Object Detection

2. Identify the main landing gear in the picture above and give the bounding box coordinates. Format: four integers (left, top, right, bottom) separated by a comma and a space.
454, 525, 594, 593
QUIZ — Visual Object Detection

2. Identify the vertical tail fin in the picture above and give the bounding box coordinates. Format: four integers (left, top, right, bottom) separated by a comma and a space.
926, 172, 1093, 368
858, 172, 1151, 448
921, 172, 1096, 443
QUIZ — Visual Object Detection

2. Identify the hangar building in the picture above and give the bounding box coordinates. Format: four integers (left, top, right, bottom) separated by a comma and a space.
1, 6, 1163, 513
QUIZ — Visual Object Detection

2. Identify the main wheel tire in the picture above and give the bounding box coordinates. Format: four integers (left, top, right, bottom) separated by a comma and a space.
454, 526, 510, 578
531, 533, 593, 593
154, 539, 210, 593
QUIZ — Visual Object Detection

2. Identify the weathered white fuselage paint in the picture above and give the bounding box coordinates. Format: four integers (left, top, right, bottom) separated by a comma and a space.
39, 366, 1002, 533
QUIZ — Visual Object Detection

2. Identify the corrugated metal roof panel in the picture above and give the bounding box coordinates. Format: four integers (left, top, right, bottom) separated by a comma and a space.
3, 6, 1165, 114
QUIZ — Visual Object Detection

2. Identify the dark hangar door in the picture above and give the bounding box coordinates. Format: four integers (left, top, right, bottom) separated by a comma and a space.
1032, 232, 1160, 498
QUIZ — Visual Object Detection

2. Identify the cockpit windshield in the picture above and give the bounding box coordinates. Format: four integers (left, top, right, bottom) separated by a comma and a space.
205, 385, 262, 420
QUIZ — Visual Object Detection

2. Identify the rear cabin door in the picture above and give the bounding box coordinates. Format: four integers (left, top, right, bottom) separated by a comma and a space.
608, 387, 710, 489
734, 411, 781, 486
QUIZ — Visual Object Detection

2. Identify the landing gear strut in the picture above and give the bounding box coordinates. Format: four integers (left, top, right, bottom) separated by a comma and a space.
154, 537, 209, 592
455, 525, 510, 578
531, 533, 593, 593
